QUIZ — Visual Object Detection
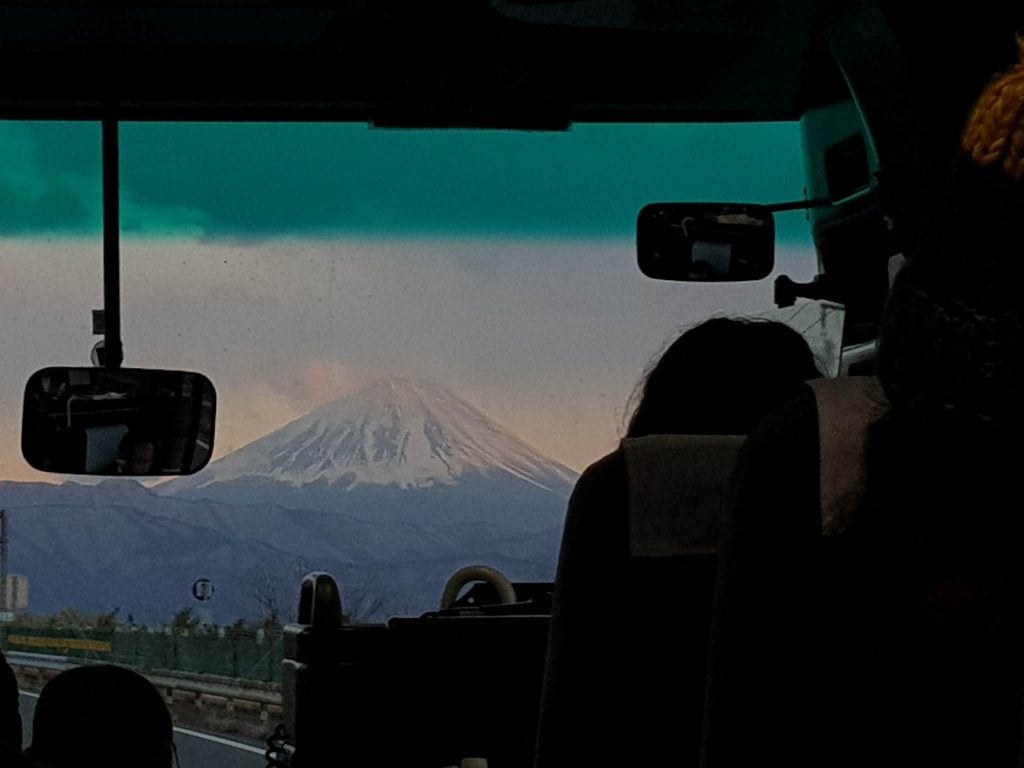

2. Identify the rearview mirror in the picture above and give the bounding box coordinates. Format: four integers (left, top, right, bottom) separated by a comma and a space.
637, 203, 775, 282
22, 367, 216, 476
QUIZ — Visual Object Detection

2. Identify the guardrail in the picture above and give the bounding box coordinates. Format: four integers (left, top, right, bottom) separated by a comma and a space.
1, 626, 284, 683
115, 628, 284, 683
7, 650, 283, 741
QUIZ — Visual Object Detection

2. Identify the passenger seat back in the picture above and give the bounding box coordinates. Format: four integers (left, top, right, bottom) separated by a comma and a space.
535, 434, 744, 768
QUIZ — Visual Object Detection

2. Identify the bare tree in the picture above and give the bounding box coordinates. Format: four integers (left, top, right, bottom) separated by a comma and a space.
248, 559, 394, 626
342, 585, 386, 624
247, 559, 307, 628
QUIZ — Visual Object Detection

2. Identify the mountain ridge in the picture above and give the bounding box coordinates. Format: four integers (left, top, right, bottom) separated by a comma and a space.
163, 376, 576, 493
1, 478, 563, 623
158, 377, 577, 531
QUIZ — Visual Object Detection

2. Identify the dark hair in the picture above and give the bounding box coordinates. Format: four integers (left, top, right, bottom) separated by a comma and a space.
877, 35, 1024, 418
853, 45, 1024, 540
27, 665, 173, 768
119, 424, 157, 452
625, 317, 822, 438
839, 151, 1024, 765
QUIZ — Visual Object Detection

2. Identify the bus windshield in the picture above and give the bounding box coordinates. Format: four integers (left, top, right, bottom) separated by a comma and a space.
0, 119, 819, 761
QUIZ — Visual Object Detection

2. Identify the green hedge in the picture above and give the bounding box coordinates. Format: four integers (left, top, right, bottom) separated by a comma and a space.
1, 626, 283, 683
112, 630, 283, 683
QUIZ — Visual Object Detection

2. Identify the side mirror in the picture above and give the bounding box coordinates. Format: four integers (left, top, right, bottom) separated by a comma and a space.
22, 367, 216, 476
637, 203, 775, 282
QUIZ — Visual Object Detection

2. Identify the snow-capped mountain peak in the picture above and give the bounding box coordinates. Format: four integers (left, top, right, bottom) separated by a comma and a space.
163, 377, 577, 494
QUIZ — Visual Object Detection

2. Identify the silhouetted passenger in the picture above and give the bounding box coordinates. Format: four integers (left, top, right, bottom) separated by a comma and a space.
0, 652, 21, 753
116, 428, 157, 475
704, 43, 1024, 768
625, 317, 822, 438
534, 319, 821, 768
120, 439, 156, 474
26, 665, 175, 768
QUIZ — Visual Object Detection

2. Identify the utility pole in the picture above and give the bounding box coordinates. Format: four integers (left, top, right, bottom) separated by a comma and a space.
0, 510, 7, 611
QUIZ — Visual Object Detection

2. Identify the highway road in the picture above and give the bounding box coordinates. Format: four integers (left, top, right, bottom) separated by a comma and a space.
19, 691, 267, 767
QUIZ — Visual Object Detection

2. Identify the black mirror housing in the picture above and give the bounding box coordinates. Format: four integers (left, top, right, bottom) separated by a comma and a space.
22, 367, 216, 476
637, 203, 775, 282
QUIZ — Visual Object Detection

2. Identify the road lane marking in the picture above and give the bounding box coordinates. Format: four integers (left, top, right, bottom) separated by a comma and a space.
21, 690, 265, 756
172, 727, 266, 755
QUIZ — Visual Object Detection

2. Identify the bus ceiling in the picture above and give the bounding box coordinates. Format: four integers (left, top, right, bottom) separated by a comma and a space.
0, 0, 992, 125
0, 1, 1017, 210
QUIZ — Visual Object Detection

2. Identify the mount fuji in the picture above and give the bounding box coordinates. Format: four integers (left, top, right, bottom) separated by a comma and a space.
159, 377, 578, 532
2, 378, 578, 623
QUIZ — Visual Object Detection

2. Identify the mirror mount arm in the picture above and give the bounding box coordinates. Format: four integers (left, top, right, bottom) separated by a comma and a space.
765, 198, 830, 213
101, 115, 124, 370
774, 274, 843, 308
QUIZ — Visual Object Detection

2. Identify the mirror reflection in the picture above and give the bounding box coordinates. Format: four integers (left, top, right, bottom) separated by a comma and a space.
637, 203, 775, 282
22, 367, 216, 476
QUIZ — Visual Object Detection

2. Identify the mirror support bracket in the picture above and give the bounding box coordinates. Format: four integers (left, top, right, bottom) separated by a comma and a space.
101, 115, 124, 369
765, 198, 830, 213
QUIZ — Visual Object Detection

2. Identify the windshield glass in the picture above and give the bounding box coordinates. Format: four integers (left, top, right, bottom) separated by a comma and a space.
1, 119, 818, 760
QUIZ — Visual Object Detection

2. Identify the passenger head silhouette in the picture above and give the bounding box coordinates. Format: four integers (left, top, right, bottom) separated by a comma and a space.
27, 665, 175, 768
626, 317, 822, 438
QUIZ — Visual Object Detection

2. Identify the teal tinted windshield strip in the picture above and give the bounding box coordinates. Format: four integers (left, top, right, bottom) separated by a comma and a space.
0, 121, 101, 234
2, 122, 808, 241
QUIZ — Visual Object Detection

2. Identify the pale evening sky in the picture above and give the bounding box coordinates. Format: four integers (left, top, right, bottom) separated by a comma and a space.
0, 121, 818, 480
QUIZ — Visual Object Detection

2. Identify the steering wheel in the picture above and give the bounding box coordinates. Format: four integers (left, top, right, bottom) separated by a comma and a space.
439, 565, 517, 609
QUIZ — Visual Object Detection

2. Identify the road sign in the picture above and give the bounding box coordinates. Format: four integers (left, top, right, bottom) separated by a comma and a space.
0, 611, 14, 623
5, 575, 28, 610
192, 578, 215, 601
